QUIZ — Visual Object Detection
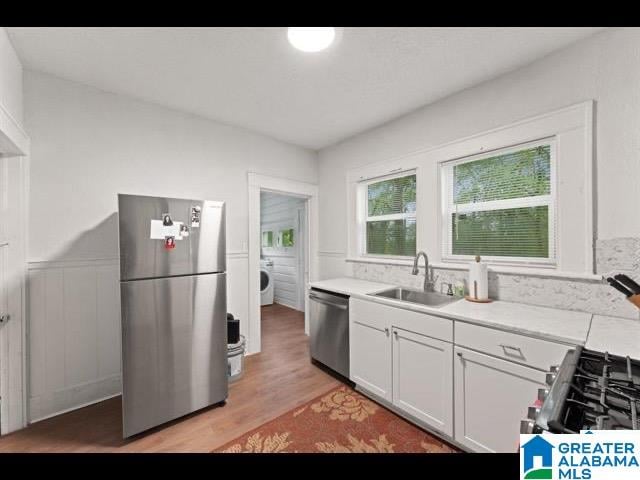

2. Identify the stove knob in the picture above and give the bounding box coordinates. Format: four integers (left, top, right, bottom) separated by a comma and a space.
527, 406, 540, 420
520, 419, 535, 434
545, 372, 557, 385
537, 388, 549, 401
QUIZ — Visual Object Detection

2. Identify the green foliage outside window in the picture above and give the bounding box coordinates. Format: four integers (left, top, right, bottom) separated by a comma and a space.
453, 145, 551, 204
281, 228, 294, 247
368, 175, 417, 216
367, 218, 416, 256
452, 207, 549, 257
366, 174, 416, 256
450, 144, 552, 259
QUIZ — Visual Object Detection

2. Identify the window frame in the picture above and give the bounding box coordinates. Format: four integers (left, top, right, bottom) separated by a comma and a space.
357, 169, 418, 260
261, 230, 273, 248
439, 137, 557, 267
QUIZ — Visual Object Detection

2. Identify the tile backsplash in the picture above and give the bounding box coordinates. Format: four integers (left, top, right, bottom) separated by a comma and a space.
350, 237, 640, 320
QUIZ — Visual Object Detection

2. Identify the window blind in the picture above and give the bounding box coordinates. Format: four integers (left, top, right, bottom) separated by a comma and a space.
442, 142, 554, 262
365, 173, 416, 257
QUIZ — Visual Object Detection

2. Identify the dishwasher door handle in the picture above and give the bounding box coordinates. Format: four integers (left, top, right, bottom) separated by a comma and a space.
309, 294, 348, 310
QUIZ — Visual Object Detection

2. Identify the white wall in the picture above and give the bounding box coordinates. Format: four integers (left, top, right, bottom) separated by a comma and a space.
260, 192, 305, 310
318, 28, 640, 281
24, 70, 317, 421
0, 28, 23, 127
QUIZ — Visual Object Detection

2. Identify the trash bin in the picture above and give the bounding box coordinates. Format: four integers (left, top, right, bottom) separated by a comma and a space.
227, 313, 240, 344
228, 335, 246, 382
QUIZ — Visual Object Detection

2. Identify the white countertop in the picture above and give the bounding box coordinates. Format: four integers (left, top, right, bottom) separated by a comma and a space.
310, 276, 593, 346
310, 277, 640, 358
439, 298, 592, 345
586, 315, 640, 359
309, 277, 395, 296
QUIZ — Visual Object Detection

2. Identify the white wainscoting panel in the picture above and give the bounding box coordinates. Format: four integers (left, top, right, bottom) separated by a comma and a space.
27, 252, 250, 422
27, 259, 121, 423
269, 254, 298, 308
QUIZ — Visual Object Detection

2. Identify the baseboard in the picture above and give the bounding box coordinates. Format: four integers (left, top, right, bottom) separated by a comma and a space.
29, 374, 122, 423
29, 392, 121, 424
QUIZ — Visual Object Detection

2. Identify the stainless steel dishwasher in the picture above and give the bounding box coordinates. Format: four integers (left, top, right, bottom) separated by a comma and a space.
309, 288, 350, 378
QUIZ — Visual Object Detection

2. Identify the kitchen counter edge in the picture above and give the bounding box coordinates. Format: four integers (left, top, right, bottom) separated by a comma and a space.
309, 277, 591, 346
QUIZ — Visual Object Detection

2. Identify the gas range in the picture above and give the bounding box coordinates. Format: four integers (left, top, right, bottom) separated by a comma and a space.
521, 346, 640, 434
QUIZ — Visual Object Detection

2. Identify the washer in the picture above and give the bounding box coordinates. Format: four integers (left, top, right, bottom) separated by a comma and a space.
260, 259, 274, 306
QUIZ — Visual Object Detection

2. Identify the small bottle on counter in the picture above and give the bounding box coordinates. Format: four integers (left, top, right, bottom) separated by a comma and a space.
454, 281, 465, 297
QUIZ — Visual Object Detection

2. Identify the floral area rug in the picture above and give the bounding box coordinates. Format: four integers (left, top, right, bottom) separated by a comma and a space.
213, 385, 458, 453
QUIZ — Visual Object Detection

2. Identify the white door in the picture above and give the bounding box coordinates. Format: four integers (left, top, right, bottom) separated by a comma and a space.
454, 346, 547, 453
350, 300, 391, 401
392, 327, 453, 436
0, 157, 7, 434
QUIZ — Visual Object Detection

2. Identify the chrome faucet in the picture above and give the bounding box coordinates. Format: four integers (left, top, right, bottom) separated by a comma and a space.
412, 251, 438, 292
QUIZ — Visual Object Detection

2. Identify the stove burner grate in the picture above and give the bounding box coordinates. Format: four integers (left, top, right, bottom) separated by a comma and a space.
553, 349, 640, 432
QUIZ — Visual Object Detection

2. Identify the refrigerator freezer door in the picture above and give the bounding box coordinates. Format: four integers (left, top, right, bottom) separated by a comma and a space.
118, 194, 225, 281
121, 272, 228, 438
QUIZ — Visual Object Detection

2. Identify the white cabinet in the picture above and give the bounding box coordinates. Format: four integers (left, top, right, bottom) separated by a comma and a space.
392, 327, 453, 436
350, 300, 392, 401
350, 298, 453, 434
453, 345, 547, 453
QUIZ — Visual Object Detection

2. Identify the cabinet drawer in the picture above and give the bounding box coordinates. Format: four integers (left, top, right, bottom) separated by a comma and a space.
351, 298, 453, 342
391, 306, 453, 342
455, 321, 570, 371
350, 298, 390, 331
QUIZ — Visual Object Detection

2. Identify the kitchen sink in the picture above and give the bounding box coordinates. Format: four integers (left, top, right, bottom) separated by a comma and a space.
370, 287, 459, 307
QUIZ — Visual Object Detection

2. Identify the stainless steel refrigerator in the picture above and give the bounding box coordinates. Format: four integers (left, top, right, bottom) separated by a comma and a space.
118, 194, 228, 438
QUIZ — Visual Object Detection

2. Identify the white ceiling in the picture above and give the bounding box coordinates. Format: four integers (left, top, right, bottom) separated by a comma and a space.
7, 27, 603, 150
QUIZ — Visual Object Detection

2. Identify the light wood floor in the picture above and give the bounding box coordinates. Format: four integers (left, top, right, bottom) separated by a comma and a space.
0, 304, 341, 452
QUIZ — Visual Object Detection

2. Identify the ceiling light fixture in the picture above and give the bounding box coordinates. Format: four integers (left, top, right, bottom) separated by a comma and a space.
287, 27, 336, 53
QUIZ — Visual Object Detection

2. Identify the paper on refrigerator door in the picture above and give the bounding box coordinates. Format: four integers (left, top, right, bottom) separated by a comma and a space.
150, 220, 185, 240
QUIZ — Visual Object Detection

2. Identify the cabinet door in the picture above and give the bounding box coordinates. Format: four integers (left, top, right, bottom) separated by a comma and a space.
350, 299, 392, 401
392, 328, 453, 436
454, 346, 546, 453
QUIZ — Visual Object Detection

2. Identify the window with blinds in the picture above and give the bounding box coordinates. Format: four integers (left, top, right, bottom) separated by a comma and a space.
441, 140, 555, 264
363, 172, 416, 257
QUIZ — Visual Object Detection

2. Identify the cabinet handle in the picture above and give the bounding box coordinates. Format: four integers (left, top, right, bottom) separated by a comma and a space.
384, 327, 389, 336
393, 330, 398, 338
0, 314, 9, 325
457, 352, 463, 357
499, 344, 522, 352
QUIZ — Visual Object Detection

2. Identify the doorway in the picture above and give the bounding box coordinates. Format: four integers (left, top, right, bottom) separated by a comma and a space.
259, 192, 307, 313
0, 154, 29, 435
247, 173, 318, 355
